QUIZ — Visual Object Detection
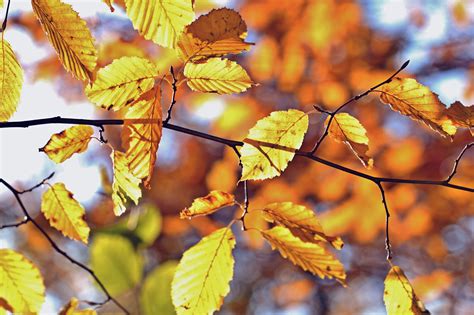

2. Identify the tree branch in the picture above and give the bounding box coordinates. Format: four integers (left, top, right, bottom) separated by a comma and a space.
1, 0, 11, 33
445, 142, 473, 183
164, 66, 178, 124
376, 182, 392, 260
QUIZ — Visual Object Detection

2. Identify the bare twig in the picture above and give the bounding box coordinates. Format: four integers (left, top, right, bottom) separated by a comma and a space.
445, 142, 473, 183
164, 66, 178, 124
1, 0, 11, 33
18, 172, 55, 194
0, 217, 29, 229
376, 182, 392, 260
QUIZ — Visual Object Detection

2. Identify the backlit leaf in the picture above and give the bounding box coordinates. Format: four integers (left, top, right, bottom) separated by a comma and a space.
0, 249, 45, 314
124, 0, 194, 48
111, 150, 142, 216
384, 265, 429, 315
39, 126, 94, 163
41, 183, 90, 244
0, 39, 23, 122
177, 8, 253, 62
261, 226, 346, 284
85, 56, 157, 111
172, 228, 235, 315
59, 297, 96, 315
326, 113, 373, 168
379, 77, 456, 138
184, 58, 254, 94
140, 261, 178, 315
180, 190, 235, 219
239, 109, 309, 181
261, 202, 343, 249
90, 234, 143, 296
446, 101, 473, 135
32, 0, 97, 81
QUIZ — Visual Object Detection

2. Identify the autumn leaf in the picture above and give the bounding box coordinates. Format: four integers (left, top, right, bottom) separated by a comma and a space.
41, 183, 90, 244
111, 150, 142, 216
327, 113, 374, 168
172, 228, 235, 315
184, 58, 254, 94
124, 0, 194, 48
177, 8, 253, 62
239, 109, 309, 181
384, 265, 429, 315
260, 202, 343, 249
85, 56, 158, 111
0, 39, 23, 122
140, 261, 178, 315
59, 297, 96, 315
39, 126, 94, 163
0, 249, 45, 314
261, 226, 346, 284
379, 77, 456, 138
32, 0, 97, 81
446, 101, 473, 135
122, 88, 163, 189
180, 190, 235, 219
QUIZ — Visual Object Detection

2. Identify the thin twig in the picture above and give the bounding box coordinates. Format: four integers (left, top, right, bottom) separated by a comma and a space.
310, 60, 410, 154
0, 217, 29, 229
445, 142, 473, 182
376, 182, 392, 260
18, 172, 55, 194
98, 125, 108, 144
164, 66, 178, 124
1, 0, 11, 33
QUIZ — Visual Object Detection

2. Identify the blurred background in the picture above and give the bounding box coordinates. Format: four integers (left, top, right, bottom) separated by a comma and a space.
0, 0, 473, 314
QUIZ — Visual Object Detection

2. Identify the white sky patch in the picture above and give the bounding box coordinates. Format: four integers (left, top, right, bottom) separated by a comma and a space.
376, 0, 409, 26
431, 75, 469, 105
7, 0, 112, 17
2, 28, 51, 65
411, 7, 447, 42
193, 97, 227, 122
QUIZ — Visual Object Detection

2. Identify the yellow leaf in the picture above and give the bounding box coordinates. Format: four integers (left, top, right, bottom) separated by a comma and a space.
59, 297, 96, 315
261, 226, 346, 284
384, 265, 429, 315
379, 77, 456, 137
32, 0, 97, 81
39, 126, 94, 163
0, 249, 45, 314
111, 150, 142, 216
327, 113, 373, 168
184, 58, 254, 94
172, 228, 235, 315
177, 8, 253, 62
260, 202, 343, 249
122, 89, 163, 189
180, 190, 235, 219
0, 39, 23, 122
446, 101, 473, 135
85, 56, 158, 111
41, 183, 90, 244
239, 109, 309, 181
124, 0, 194, 48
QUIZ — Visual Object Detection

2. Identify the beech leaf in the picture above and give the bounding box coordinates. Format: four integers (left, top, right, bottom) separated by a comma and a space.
111, 150, 142, 216
180, 190, 235, 219
0, 39, 23, 122
39, 126, 94, 163
446, 101, 473, 135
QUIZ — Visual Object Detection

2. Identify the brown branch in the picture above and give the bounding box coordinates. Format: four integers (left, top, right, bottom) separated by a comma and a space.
164, 66, 178, 124
376, 182, 392, 260
0, 217, 29, 229
445, 142, 473, 183
1, 0, 11, 33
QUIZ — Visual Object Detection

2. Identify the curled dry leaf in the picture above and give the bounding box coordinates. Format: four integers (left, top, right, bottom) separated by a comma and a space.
446, 101, 473, 135
180, 190, 235, 219
0, 39, 23, 122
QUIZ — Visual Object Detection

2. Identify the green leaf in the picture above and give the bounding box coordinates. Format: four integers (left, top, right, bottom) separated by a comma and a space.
140, 261, 178, 315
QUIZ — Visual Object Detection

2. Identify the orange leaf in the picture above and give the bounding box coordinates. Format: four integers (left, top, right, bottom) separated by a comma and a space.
180, 191, 235, 219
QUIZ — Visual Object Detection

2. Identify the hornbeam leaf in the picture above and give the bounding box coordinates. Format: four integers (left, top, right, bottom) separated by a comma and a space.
446, 101, 473, 135
261, 202, 343, 249
327, 113, 373, 168
111, 150, 142, 216
32, 0, 97, 81
184, 58, 254, 94
379, 77, 456, 138
261, 226, 346, 284
39, 126, 94, 163
180, 190, 235, 219
239, 109, 309, 181
124, 0, 194, 48
172, 228, 235, 315
0, 249, 45, 314
41, 183, 90, 244
0, 39, 23, 122
85, 56, 158, 111
384, 265, 429, 315
177, 8, 253, 62
59, 297, 96, 315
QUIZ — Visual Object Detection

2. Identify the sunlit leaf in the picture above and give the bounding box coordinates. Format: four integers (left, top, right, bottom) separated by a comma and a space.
180, 190, 235, 219
172, 228, 235, 315
0, 39, 23, 122
184, 58, 254, 94
0, 249, 45, 314
384, 265, 429, 315
111, 150, 142, 216
90, 234, 143, 296
32, 0, 97, 81
85, 56, 157, 111
260, 202, 343, 249
379, 77, 456, 138
261, 226, 346, 284
124, 0, 194, 48
39, 126, 94, 163
326, 113, 373, 168
446, 101, 473, 135
239, 109, 309, 181
41, 183, 90, 244
177, 8, 253, 62
140, 261, 178, 315
59, 297, 96, 315
123, 89, 163, 189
